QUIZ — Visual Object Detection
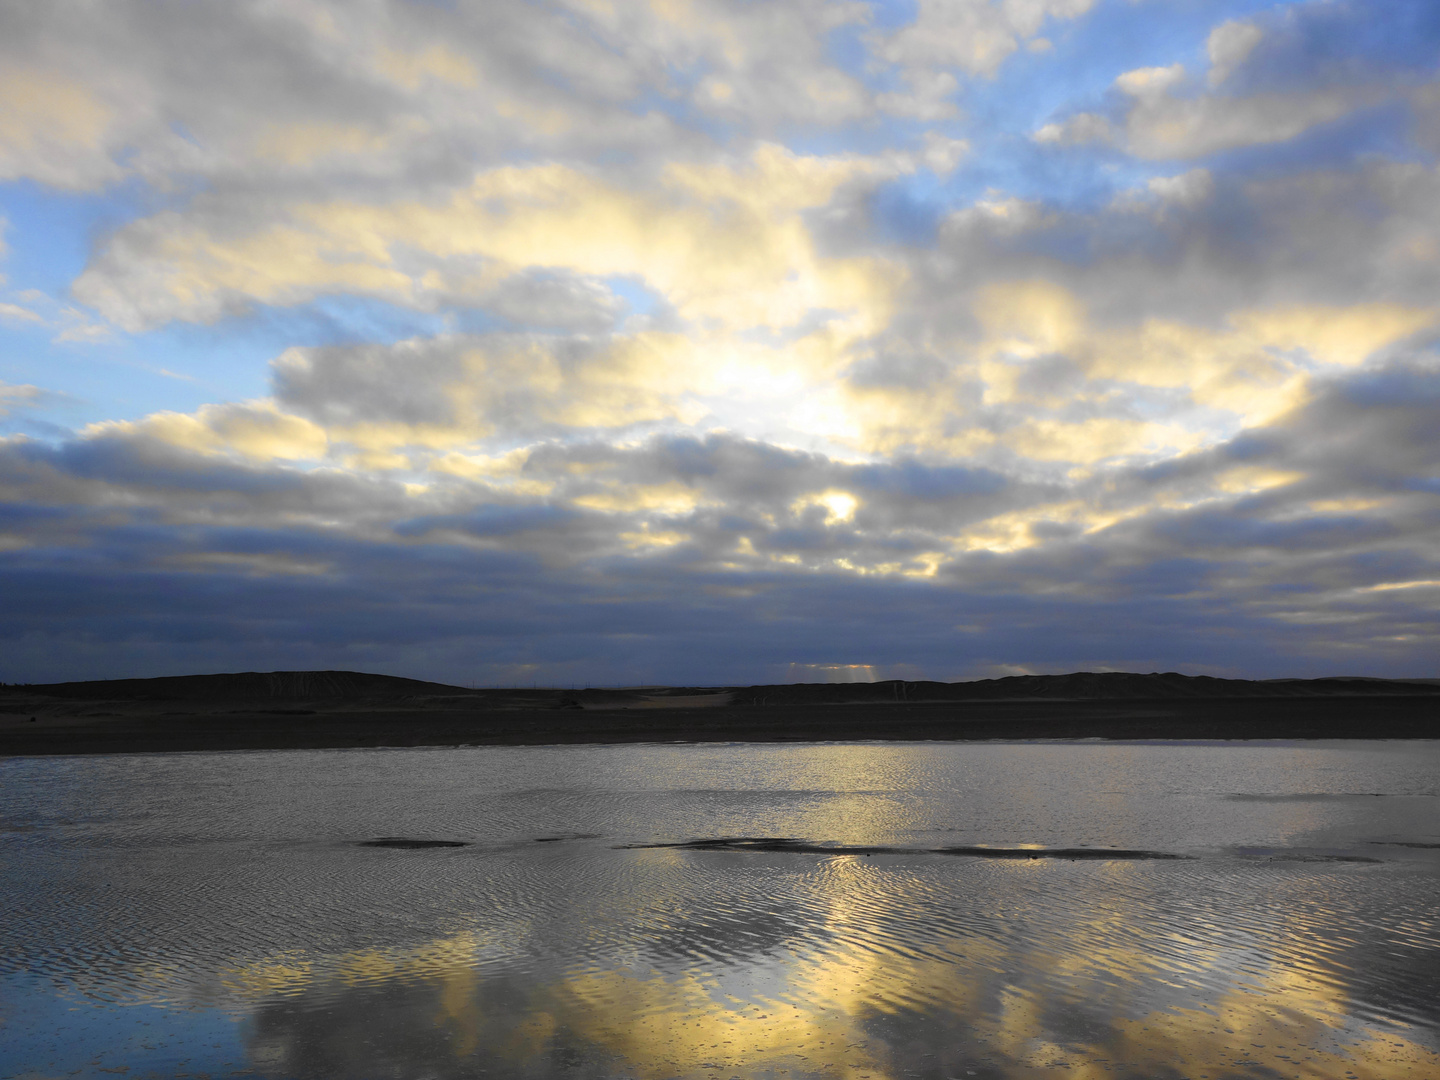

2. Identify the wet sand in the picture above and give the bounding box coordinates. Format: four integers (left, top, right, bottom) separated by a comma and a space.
2, 684, 1437, 755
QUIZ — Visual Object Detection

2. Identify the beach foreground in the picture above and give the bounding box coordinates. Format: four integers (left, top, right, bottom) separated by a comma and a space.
2, 670, 1436, 755
3, 740, 1437, 1079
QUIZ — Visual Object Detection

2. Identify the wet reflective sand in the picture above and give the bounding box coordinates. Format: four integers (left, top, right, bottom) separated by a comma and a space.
2, 741, 1438, 1079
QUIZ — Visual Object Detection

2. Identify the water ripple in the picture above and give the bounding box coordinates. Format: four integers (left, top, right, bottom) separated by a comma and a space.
2, 742, 1438, 1079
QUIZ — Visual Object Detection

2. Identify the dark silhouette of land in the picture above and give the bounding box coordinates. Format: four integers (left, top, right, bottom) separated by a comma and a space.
2, 670, 1436, 755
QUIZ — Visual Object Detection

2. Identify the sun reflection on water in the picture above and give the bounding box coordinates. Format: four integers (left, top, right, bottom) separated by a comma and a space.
3, 742, 1438, 1079
215, 850, 1440, 1080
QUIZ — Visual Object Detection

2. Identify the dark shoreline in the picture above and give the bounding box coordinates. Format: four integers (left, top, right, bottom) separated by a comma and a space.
3, 696, 1437, 756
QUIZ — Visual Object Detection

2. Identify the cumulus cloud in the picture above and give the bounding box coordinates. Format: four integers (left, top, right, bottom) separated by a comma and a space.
872, 0, 1094, 119
73, 144, 904, 336
0, 63, 133, 190
1033, 0, 1438, 161
1035, 59, 1376, 160
2, 0, 1439, 681
0, 0, 892, 199
876, 0, 1095, 79
1120, 72, 1373, 161
3, 344, 1438, 682
1033, 112, 1115, 146
1207, 19, 1264, 88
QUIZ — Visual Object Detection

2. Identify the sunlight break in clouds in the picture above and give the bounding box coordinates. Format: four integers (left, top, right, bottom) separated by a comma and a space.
1, 0, 1438, 684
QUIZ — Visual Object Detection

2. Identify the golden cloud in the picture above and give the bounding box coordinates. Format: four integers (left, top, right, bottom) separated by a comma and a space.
84, 144, 901, 340
87, 401, 328, 463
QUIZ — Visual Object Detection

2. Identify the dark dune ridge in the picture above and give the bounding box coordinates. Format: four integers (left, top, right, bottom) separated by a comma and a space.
2, 669, 1436, 755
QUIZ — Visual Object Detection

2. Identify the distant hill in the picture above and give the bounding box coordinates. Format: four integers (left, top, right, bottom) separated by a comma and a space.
724, 671, 1440, 706
7, 670, 461, 702
5, 669, 1438, 706
4, 669, 1436, 755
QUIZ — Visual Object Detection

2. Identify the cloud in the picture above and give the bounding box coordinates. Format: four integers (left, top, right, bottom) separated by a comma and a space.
0, 64, 127, 190
1033, 0, 1440, 161
73, 144, 903, 337
871, 0, 1095, 119
3, 0, 1440, 682
270, 330, 722, 459
876, 0, 1095, 79
1033, 112, 1115, 147
85, 402, 329, 464
481, 272, 625, 333
1120, 70, 1374, 161
3, 339, 1437, 681
1207, 19, 1264, 88
1037, 60, 1376, 161
0, 301, 43, 325
0, 0, 887, 199
1142, 169, 1215, 208
918, 133, 970, 175
0, 381, 43, 418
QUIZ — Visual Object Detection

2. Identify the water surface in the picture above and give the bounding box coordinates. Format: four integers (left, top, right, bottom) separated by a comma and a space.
3, 740, 1438, 1079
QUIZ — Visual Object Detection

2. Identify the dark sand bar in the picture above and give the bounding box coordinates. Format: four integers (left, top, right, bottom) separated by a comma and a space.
2, 670, 1437, 755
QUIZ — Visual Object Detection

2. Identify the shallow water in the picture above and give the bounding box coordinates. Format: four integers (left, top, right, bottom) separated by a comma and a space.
2, 740, 1438, 1080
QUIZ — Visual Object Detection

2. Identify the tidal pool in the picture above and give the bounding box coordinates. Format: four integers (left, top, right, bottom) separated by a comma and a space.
2, 740, 1438, 1079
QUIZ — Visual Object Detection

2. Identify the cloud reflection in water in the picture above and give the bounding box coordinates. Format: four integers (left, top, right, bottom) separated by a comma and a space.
3, 743, 1438, 1079
234, 851, 1439, 1079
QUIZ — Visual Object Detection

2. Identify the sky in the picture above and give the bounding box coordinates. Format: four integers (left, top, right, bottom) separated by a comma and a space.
1, 0, 1438, 686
